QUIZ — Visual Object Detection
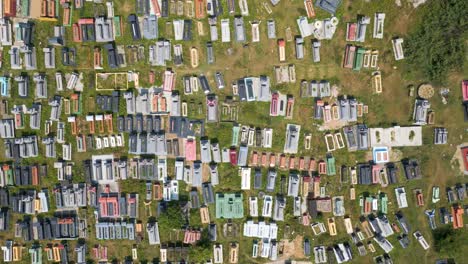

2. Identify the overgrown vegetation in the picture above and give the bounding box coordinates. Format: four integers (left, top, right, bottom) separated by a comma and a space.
157, 202, 187, 230
432, 226, 468, 257
404, 0, 467, 84
188, 229, 212, 262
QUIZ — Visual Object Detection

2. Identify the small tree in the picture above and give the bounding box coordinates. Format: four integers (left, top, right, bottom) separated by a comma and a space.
157, 202, 186, 230
188, 229, 212, 262
405, 0, 467, 84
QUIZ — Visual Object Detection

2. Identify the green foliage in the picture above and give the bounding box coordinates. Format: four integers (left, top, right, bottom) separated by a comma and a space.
404, 0, 467, 84
157, 202, 186, 230
188, 229, 212, 262
432, 226, 468, 257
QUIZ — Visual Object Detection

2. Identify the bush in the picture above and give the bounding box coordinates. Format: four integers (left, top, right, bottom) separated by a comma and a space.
404, 0, 467, 84
188, 229, 212, 262
157, 202, 186, 230
432, 226, 468, 257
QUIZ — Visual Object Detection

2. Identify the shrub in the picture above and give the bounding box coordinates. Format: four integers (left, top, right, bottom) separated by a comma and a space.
404, 0, 467, 84
157, 202, 186, 230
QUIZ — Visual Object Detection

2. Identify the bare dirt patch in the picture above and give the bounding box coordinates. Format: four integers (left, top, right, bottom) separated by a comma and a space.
277, 235, 305, 261
451, 143, 468, 176
121, 1, 133, 13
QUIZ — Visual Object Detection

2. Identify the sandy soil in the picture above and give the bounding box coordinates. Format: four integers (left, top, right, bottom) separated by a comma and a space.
451, 143, 468, 176
276, 235, 305, 261
318, 119, 348, 131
